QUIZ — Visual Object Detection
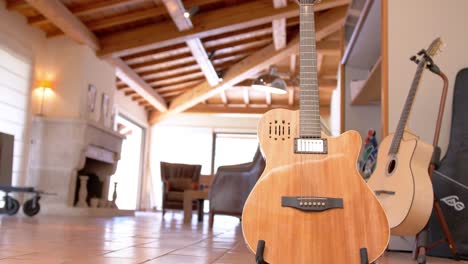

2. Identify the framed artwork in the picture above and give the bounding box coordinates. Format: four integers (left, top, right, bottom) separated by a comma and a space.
87, 84, 97, 113
101, 93, 110, 118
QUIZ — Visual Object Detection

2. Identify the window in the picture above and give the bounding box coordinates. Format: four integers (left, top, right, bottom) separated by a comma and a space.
109, 115, 145, 210
213, 133, 258, 173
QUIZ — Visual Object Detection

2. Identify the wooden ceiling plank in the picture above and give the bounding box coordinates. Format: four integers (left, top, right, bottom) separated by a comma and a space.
86, 7, 167, 31
24, 0, 100, 50
28, 0, 145, 27
156, 80, 202, 93
125, 45, 190, 65
6, 0, 29, 11
148, 72, 205, 87
109, 58, 168, 112
272, 0, 287, 50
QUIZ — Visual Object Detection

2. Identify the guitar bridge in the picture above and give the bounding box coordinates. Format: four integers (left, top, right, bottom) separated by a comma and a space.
281, 196, 343, 212
294, 138, 328, 154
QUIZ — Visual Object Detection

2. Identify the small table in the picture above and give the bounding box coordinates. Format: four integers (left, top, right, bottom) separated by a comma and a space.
183, 190, 209, 224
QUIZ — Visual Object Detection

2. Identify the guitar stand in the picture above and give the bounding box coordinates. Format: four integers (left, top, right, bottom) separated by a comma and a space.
254, 240, 371, 264
411, 57, 460, 264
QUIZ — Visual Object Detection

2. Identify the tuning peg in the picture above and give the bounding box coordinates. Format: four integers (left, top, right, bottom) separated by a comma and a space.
410, 56, 420, 64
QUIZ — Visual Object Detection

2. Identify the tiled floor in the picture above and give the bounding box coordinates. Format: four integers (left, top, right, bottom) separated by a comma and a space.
0, 211, 465, 263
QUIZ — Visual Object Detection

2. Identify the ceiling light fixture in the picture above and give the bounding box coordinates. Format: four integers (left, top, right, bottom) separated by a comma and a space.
183, 5, 200, 18
252, 66, 288, 94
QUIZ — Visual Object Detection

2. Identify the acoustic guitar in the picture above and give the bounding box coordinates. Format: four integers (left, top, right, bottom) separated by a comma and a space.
367, 38, 443, 236
241, 1, 389, 263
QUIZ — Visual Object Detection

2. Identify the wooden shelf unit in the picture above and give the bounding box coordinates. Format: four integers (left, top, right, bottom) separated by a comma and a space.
350, 57, 381, 105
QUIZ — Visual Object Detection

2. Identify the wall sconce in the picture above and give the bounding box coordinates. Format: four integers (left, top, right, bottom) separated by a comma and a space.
35, 80, 54, 116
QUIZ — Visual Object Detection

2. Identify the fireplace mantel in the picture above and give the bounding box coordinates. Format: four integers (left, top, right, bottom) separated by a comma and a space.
29, 117, 131, 215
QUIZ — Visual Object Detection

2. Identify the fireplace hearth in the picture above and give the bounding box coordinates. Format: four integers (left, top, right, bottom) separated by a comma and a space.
28, 117, 133, 216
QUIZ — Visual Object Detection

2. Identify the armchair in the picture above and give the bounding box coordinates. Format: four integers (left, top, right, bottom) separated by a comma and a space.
160, 162, 202, 216
209, 148, 265, 227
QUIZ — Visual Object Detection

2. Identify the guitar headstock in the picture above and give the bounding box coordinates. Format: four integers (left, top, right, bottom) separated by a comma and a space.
427, 37, 444, 58
410, 37, 444, 65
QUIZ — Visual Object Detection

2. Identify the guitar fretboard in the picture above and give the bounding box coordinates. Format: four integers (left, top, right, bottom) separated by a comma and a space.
389, 61, 426, 155
299, 3, 321, 138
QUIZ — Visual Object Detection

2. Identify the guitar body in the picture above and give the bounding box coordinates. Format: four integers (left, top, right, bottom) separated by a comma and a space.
242, 109, 389, 263
367, 131, 434, 236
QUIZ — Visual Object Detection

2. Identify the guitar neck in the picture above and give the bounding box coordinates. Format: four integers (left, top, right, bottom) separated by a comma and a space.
299, 2, 321, 138
389, 61, 426, 155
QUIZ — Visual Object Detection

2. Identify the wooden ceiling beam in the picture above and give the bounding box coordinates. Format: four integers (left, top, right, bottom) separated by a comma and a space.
24, 0, 100, 50
6, 0, 30, 11
99, 0, 349, 58
162, 0, 220, 86
85, 7, 167, 31
243, 87, 250, 105
28, 0, 145, 27
272, 0, 287, 50
265, 92, 272, 106
186, 38, 220, 86
220, 90, 228, 104
109, 58, 168, 112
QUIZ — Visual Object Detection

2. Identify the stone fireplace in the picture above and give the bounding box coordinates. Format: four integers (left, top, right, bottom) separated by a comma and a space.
29, 116, 133, 216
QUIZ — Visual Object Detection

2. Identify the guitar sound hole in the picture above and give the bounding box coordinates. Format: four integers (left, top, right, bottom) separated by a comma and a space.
387, 159, 397, 175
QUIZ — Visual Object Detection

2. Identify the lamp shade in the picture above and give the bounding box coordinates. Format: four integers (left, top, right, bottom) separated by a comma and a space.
36, 80, 53, 90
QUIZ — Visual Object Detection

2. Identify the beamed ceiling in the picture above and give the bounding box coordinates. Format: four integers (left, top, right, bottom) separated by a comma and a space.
6, 0, 350, 124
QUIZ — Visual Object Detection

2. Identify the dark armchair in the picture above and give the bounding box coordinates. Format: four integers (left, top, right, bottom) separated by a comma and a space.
209, 148, 265, 227
160, 162, 202, 215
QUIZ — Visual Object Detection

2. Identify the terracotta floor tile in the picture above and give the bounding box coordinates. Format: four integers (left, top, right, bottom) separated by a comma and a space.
145, 254, 210, 264
0, 212, 464, 264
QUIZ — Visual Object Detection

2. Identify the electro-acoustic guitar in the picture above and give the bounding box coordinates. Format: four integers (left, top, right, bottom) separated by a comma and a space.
367, 38, 443, 236
241, 1, 389, 263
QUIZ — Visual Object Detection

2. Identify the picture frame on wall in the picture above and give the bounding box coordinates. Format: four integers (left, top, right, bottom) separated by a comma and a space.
87, 84, 97, 113
101, 93, 110, 119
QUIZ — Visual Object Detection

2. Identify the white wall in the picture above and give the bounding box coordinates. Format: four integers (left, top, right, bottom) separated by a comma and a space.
0, 0, 46, 186
388, 0, 468, 154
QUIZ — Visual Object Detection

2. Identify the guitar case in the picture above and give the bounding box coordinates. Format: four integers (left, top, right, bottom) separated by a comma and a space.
428, 68, 468, 259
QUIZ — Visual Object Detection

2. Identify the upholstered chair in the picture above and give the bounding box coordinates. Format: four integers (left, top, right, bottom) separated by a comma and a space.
160, 162, 202, 215
208, 148, 265, 227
